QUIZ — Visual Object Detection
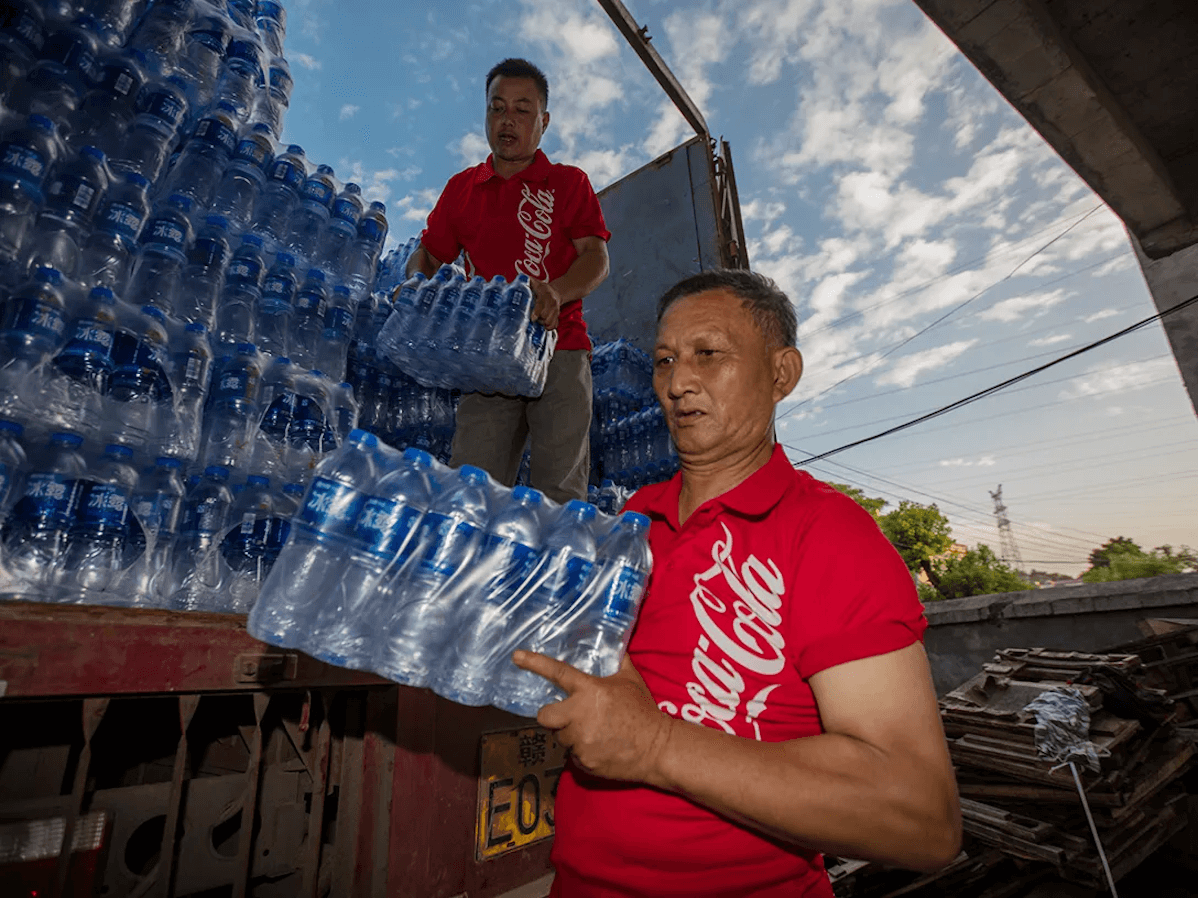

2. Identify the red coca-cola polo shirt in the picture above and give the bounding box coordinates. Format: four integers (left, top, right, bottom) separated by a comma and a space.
420, 149, 610, 352
550, 444, 927, 897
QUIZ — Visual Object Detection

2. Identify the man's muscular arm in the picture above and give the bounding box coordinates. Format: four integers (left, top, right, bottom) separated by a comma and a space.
531, 235, 609, 329
405, 242, 444, 279
515, 642, 961, 872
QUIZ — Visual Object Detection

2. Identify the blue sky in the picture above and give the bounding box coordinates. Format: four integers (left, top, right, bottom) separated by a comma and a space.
278, 0, 1197, 576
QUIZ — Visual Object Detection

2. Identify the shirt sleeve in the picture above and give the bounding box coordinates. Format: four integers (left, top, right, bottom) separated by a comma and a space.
565, 170, 611, 243
419, 175, 463, 265
785, 492, 927, 680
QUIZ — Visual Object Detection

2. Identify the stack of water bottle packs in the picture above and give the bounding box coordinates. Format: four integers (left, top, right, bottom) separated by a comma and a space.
376, 265, 556, 398
249, 430, 653, 716
589, 339, 679, 490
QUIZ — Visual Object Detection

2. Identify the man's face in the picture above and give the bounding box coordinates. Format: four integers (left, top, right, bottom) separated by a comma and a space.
486, 75, 548, 165
653, 290, 798, 465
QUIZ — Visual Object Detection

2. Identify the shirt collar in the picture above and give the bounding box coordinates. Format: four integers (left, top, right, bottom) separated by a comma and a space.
475, 149, 552, 184
640, 444, 797, 531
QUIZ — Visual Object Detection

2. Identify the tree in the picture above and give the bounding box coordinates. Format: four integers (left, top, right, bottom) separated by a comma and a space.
1082, 543, 1194, 583
1088, 536, 1141, 569
877, 501, 953, 587
928, 545, 1032, 600
828, 482, 887, 519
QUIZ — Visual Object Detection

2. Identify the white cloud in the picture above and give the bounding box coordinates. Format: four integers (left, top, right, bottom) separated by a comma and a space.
1060, 358, 1178, 400
979, 289, 1069, 323
939, 455, 997, 468
339, 104, 360, 120
337, 160, 403, 206
1029, 333, 1072, 347
394, 188, 442, 224
452, 131, 490, 168
290, 52, 321, 71
1084, 308, 1120, 324
877, 339, 978, 388
643, 10, 727, 156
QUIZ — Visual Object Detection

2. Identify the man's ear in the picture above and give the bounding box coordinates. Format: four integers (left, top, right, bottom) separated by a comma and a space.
542, 110, 550, 132
773, 347, 803, 401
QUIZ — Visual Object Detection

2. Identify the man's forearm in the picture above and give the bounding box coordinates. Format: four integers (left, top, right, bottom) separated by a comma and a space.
646, 715, 959, 871
549, 242, 609, 304
406, 243, 440, 278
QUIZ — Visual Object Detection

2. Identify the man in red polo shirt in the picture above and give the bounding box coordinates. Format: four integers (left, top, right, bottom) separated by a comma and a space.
405, 58, 610, 502
514, 269, 961, 896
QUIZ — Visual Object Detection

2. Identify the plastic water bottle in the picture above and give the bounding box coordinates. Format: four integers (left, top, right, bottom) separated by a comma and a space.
158, 101, 238, 209
319, 284, 353, 375
0, 420, 28, 520
160, 321, 212, 460
251, 143, 305, 246
318, 181, 361, 274
169, 463, 233, 610
0, 266, 69, 421
306, 446, 435, 667
291, 267, 326, 369
26, 145, 110, 279
60, 443, 138, 602
126, 193, 194, 315
463, 275, 506, 358
217, 473, 280, 612
67, 50, 146, 159
201, 341, 262, 469
566, 512, 651, 678
109, 304, 171, 450
127, 0, 193, 73
2, 432, 87, 596
78, 170, 150, 292
215, 233, 266, 347
110, 73, 190, 183
285, 163, 336, 265
433, 485, 545, 705
257, 54, 291, 138
0, 0, 46, 102
212, 29, 263, 123
374, 464, 492, 687
494, 274, 533, 361
0, 115, 60, 270
330, 380, 359, 445
7, 18, 101, 127
289, 368, 331, 459
446, 274, 485, 356
254, 0, 286, 55
174, 12, 227, 114
43, 285, 117, 438
257, 251, 297, 358
125, 455, 185, 606
174, 214, 230, 327
492, 500, 599, 717
209, 123, 273, 234
249, 429, 380, 646
256, 355, 298, 467
343, 201, 388, 301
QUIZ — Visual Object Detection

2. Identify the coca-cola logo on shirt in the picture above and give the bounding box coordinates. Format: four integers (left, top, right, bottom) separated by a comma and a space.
657, 523, 787, 741
514, 182, 555, 280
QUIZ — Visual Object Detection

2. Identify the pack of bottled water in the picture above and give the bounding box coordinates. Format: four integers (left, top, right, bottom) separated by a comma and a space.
375, 265, 557, 398
249, 430, 652, 716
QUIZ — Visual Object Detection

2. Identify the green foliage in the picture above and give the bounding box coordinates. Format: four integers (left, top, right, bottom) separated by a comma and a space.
828, 482, 887, 519
1082, 543, 1194, 583
878, 501, 953, 575
929, 544, 1032, 600
1088, 536, 1141, 569
916, 582, 943, 604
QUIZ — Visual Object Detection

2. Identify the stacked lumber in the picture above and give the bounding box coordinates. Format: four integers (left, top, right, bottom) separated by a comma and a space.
830, 646, 1194, 897
1105, 623, 1198, 734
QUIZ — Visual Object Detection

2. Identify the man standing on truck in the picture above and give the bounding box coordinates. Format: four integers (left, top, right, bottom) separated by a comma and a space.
514, 269, 961, 896
405, 58, 610, 503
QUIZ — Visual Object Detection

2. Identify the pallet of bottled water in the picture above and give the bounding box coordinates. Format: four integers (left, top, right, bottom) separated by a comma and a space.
249, 430, 652, 717
375, 266, 556, 398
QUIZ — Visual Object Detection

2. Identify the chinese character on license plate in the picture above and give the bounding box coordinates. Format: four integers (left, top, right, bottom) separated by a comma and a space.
476, 726, 566, 861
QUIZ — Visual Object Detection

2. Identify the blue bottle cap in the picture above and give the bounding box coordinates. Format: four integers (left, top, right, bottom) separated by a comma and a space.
512, 485, 543, 505
283, 482, 305, 495
81, 145, 106, 162
275, 251, 295, 266
240, 233, 264, 247
459, 465, 488, 484
154, 456, 183, 468
205, 214, 229, 230
246, 474, 269, 488
621, 511, 650, 529
104, 443, 133, 459
203, 465, 230, 480
0, 420, 24, 437
124, 171, 151, 189
275, 356, 291, 365
27, 114, 55, 132
34, 266, 63, 285
344, 182, 361, 194
51, 432, 84, 449
168, 193, 193, 212
306, 268, 325, 282
235, 342, 257, 354
286, 144, 304, 155
142, 304, 167, 322
338, 381, 352, 390
185, 321, 207, 334
565, 499, 597, 520
348, 428, 377, 447
402, 447, 431, 466
88, 286, 116, 304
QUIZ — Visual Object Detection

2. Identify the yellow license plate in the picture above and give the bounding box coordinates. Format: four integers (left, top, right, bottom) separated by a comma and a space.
476, 726, 567, 860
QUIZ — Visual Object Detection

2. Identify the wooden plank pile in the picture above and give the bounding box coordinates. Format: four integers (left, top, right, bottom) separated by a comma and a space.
1105, 622, 1198, 740
829, 646, 1195, 897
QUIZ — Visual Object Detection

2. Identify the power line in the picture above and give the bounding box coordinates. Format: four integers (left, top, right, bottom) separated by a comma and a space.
790, 291, 1198, 464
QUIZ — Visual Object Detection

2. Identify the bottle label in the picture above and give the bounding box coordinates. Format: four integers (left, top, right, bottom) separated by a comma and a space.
0, 462, 9, 506
266, 516, 291, 555
559, 555, 595, 602
9, 8, 44, 52
262, 275, 295, 304
180, 495, 224, 537
12, 473, 80, 528
138, 88, 185, 128
324, 306, 352, 333
56, 317, 114, 362
227, 38, 262, 68
417, 514, 480, 577
331, 199, 359, 226
234, 137, 271, 169
192, 116, 238, 154
267, 159, 303, 189
355, 497, 422, 560
188, 234, 229, 271
143, 216, 188, 255
290, 394, 326, 447
11, 296, 67, 344
603, 564, 646, 618
294, 290, 325, 316
77, 481, 132, 532
226, 258, 263, 284
301, 178, 334, 206
357, 218, 384, 245
190, 27, 226, 53
259, 389, 296, 442
214, 368, 253, 404
100, 201, 145, 243
178, 347, 211, 391
45, 172, 100, 216
0, 141, 49, 188
219, 512, 270, 571
482, 534, 540, 600
299, 476, 367, 539
133, 493, 179, 537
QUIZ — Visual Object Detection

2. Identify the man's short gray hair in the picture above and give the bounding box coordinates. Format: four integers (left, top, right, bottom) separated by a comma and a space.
656, 269, 798, 349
